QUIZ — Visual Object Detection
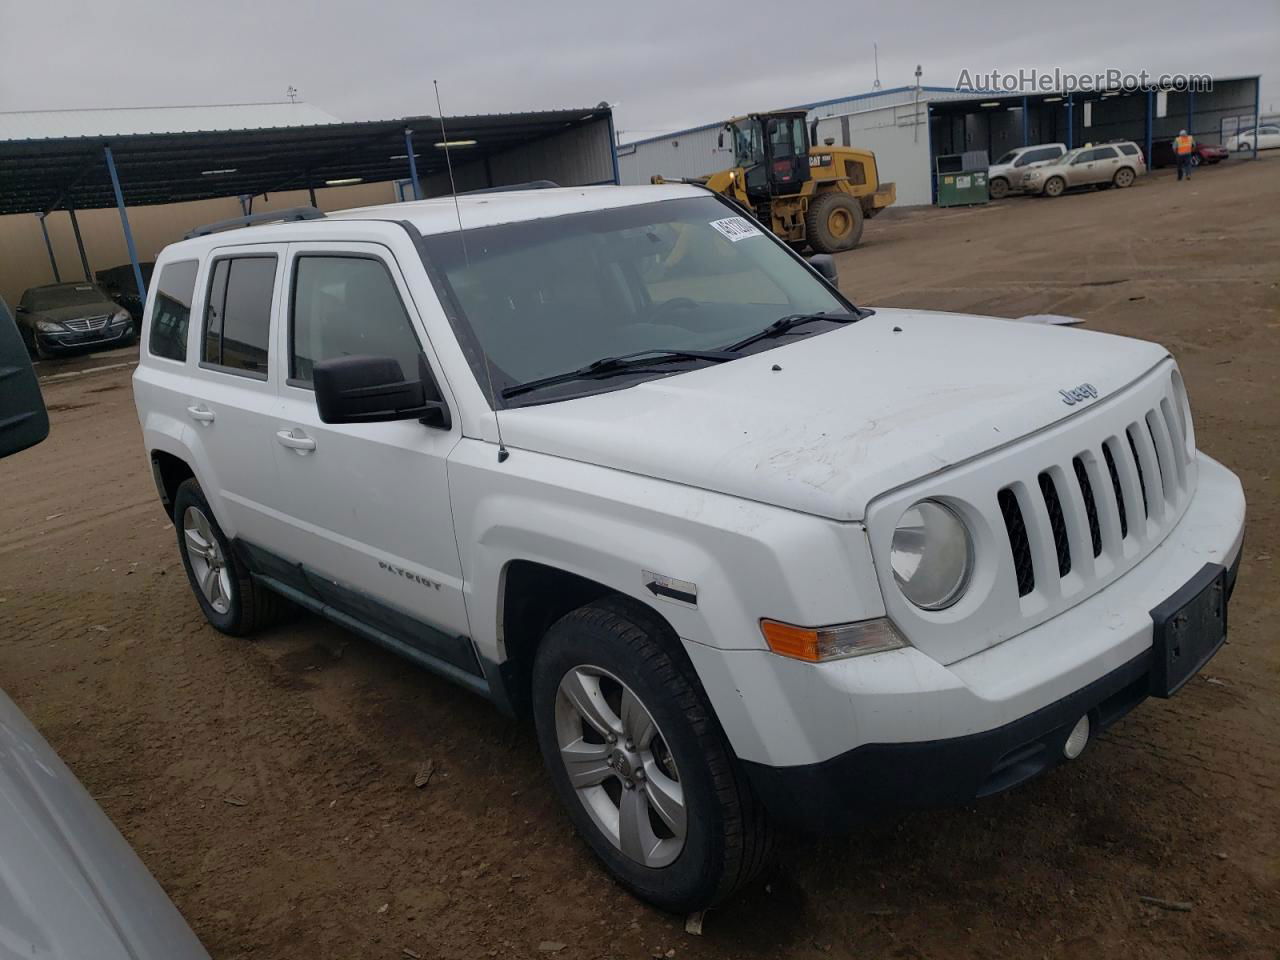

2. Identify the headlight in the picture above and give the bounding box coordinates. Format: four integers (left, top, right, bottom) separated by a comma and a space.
110, 309, 131, 325
890, 500, 973, 610
35, 319, 63, 333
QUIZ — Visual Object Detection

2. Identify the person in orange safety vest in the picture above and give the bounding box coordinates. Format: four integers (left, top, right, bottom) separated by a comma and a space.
1174, 129, 1196, 181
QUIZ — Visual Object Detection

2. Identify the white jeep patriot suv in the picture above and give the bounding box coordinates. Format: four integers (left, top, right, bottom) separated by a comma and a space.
133, 184, 1245, 911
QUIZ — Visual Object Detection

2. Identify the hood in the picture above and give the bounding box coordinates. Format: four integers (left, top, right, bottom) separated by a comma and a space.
499, 309, 1168, 522
0, 689, 209, 960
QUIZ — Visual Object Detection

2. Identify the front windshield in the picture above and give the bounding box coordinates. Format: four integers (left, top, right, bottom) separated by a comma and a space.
995, 150, 1018, 165
420, 196, 847, 404
24, 284, 110, 311
730, 120, 765, 167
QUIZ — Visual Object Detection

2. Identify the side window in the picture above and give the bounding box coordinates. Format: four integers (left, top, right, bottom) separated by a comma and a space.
202, 256, 276, 376
148, 260, 198, 362
289, 255, 422, 386
1117, 143, 1139, 156
1094, 147, 1118, 160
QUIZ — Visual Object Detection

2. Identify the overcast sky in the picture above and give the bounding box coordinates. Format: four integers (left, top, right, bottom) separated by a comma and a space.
1, 0, 1275, 139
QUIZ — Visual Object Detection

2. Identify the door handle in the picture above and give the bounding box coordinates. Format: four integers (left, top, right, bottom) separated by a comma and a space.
187, 405, 215, 424
276, 429, 317, 453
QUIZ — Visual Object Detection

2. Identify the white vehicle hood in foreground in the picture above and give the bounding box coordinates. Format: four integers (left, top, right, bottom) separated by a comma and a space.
0, 688, 208, 960
500, 309, 1169, 522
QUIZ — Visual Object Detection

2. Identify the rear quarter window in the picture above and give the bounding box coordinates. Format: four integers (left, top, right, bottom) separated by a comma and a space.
1117, 143, 1139, 156
148, 260, 199, 362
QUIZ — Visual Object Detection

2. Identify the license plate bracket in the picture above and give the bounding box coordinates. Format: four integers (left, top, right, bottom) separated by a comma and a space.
1149, 562, 1228, 698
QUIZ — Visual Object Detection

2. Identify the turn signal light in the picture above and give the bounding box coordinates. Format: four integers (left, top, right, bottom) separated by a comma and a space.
760, 618, 908, 663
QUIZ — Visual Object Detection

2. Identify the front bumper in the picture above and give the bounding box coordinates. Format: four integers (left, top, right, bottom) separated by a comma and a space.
684, 453, 1245, 828
744, 551, 1238, 830
36, 322, 133, 353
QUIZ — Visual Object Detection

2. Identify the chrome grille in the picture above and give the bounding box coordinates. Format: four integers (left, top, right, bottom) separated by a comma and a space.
996, 392, 1191, 604
62, 314, 110, 332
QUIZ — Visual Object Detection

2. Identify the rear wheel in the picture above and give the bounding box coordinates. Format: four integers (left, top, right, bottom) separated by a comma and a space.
532, 596, 772, 911
1114, 167, 1136, 188
1043, 176, 1066, 198
805, 192, 864, 253
173, 478, 290, 636
988, 177, 1010, 200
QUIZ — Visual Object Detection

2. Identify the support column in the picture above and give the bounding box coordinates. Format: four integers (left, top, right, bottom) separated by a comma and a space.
404, 128, 422, 200
68, 207, 91, 280
103, 146, 147, 304
308, 184, 318, 207
38, 214, 61, 282
1186, 90, 1195, 135
1066, 95, 1074, 149
1253, 78, 1261, 160
1152, 88, 1162, 171
1021, 96, 1029, 146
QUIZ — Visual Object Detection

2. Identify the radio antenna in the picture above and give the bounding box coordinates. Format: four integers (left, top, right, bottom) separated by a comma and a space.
434, 79, 508, 463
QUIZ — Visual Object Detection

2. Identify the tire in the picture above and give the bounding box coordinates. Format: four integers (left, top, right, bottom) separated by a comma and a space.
1237, 142, 1252, 153
805, 192, 864, 253
172, 478, 290, 636
989, 177, 1010, 200
1043, 176, 1066, 198
1113, 167, 1136, 188
532, 595, 772, 912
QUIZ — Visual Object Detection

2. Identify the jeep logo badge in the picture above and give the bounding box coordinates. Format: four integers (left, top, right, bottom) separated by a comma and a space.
1059, 383, 1099, 406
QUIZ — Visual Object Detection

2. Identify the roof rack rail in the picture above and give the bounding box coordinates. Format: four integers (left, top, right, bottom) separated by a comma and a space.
185, 206, 325, 240
458, 180, 560, 196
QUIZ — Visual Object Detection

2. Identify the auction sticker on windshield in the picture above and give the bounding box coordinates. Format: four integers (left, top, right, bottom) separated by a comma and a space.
709, 217, 763, 242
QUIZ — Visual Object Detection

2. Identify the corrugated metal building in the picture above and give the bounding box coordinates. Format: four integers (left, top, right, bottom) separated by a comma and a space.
620, 76, 1265, 208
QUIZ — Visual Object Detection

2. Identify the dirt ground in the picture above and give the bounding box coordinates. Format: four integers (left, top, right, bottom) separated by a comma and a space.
2, 156, 1277, 960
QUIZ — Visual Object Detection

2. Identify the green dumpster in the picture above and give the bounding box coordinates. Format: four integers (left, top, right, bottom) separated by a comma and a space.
935, 153, 990, 207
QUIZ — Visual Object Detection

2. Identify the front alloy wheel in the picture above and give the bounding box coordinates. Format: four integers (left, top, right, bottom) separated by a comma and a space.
532, 597, 772, 911
555, 665, 686, 868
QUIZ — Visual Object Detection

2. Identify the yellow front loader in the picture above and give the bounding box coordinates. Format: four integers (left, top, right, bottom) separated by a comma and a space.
653, 110, 895, 253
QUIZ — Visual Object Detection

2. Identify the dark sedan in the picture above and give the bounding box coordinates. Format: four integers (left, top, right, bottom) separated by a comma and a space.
16, 281, 135, 359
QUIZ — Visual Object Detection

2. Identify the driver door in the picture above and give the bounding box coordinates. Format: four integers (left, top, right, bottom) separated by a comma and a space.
266, 242, 473, 672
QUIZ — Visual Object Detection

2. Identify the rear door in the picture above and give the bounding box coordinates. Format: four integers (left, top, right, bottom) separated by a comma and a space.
266, 242, 473, 670
183, 244, 289, 544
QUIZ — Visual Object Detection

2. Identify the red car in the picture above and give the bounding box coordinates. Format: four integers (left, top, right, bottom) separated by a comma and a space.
1151, 138, 1228, 168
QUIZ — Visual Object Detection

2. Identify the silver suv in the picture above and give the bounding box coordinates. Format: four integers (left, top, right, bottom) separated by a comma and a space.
988, 143, 1066, 199
1022, 141, 1147, 197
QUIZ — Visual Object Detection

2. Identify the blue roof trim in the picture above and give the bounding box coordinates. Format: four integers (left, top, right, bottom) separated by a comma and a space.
621, 86, 958, 148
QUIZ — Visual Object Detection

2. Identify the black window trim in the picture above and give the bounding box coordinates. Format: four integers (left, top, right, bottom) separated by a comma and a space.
283, 249, 425, 392
197, 252, 279, 382
146, 257, 200, 365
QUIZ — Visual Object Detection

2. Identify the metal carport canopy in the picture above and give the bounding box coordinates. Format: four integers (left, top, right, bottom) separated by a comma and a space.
0, 106, 615, 215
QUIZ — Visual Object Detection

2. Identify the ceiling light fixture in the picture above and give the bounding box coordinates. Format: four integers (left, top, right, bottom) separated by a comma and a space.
324, 177, 363, 186
434, 139, 477, 148
200, 168, 237, 175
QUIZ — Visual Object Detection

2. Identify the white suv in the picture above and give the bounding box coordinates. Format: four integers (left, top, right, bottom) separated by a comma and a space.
133, 185, 1245, 911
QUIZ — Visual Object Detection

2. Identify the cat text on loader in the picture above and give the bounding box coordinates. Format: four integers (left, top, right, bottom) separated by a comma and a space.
651, 110, 896, 253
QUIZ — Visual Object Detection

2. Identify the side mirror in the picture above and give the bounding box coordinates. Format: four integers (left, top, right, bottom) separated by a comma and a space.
0, 299, 50, 459
15, 305, 27, 314
313, 353, 450, 429
808, 253, 839, 287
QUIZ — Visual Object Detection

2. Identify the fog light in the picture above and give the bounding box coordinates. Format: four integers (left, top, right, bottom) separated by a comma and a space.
1063, 715, 1090, 760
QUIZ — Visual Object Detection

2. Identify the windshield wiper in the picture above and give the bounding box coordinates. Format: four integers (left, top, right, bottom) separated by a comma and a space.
500, 348, 736, 400
723, 311, 859, 353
